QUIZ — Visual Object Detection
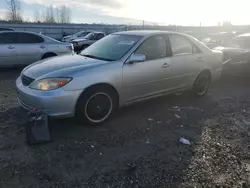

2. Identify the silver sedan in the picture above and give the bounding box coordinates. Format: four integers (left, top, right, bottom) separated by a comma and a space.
0, 31, 73, 67
16, 31, 223, 125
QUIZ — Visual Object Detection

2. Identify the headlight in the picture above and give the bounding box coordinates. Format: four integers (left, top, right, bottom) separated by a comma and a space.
29, 78, 72, 91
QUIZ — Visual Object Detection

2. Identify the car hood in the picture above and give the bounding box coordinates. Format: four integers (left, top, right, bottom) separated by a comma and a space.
22, 54, 108, 79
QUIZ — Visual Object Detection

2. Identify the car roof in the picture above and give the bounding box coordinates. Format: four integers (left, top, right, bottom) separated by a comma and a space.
236, 33, 250, 37
0, 28, 14, 31
0, 31, 39, 35
114, 30, 181, 36
89, 31, 105, 34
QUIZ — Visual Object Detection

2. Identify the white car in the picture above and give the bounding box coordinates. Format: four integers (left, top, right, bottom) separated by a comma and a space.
0, 31, 73, 67
61, 31, 93, 42
16, 31, 223, 125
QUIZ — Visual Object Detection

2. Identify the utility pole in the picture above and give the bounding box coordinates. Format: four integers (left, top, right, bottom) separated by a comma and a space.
143, 20, 144, 29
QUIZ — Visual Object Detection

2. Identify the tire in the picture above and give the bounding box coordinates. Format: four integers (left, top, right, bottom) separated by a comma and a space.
75, 86, 118, 125
41, 53, 57, 60
192, 71, 211, 97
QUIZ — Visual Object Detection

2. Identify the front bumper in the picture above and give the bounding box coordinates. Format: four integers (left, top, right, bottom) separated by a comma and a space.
16, 77, 83, 117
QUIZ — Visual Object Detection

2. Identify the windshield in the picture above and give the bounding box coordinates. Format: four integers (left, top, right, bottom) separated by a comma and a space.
80, 34, 142, 61
73, 31, 85, 37
84, 33, 95, 40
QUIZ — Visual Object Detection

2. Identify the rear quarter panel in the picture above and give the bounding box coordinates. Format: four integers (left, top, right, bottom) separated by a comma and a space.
187, 35, 223, 83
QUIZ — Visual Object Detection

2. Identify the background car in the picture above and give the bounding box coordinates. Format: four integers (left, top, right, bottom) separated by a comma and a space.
214, 33, 250, 74
71, 31, 106, 52
216, 33, 250, 61
61, 30, 93, 42
0, 31, 73, 67
0, 28, 14, 31
16, 31, 223, 125
202, 32, 236, 49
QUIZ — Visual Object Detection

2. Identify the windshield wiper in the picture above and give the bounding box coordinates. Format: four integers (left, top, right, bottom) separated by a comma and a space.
81, 54, 114, 61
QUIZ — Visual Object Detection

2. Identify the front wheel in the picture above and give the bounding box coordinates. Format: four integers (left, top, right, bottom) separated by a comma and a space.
75, 87, 117, 125
192, 71, 211, 96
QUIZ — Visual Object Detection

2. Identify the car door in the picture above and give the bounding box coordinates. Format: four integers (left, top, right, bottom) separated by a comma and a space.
0, 32, 17, 66
15, 32, 46, 65
168, 34, 201, 89
122, 35, 172, 102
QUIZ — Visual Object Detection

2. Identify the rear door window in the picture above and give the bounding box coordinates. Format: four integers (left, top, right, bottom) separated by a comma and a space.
0, 32, 18, 44
169, 34, 193, 55
16, 33, 44, 43
169, 34, 201, 55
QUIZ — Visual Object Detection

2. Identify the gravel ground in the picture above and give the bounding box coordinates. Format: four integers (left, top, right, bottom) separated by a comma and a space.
0, 68, 250, 188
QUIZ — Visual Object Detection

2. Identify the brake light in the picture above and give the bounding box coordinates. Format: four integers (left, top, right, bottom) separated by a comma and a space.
67, 44, 74, 51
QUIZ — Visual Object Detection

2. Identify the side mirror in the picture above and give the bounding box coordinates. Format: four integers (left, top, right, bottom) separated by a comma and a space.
127, 53, 146, 64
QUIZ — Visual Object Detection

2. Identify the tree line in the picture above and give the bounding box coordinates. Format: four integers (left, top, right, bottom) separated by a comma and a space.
5, 0, 71, 23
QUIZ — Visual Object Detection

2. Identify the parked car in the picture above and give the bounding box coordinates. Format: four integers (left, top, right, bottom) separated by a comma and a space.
16, 31, 223, 125
202, 32, 236, 49
61, 30, 93, 42
214, 33, 250, 73
0, 31, 73, 67
71, 32, 106, 52
214, 33, 250, 61
0, 28, 14, 31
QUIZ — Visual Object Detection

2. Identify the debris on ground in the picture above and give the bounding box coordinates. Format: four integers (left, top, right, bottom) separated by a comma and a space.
179, 137, 191, 145
1, 70, 250, 188
175, 114, 181, 119
169, 106, 203, 112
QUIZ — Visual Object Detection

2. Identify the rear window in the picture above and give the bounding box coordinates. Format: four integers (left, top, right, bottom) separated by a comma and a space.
16, 33, 44, 43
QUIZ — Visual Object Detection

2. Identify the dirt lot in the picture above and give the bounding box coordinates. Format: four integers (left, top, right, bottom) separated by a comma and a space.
0, 68, 250, 188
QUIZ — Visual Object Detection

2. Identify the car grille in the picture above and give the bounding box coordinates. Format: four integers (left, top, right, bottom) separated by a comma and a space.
21, 74, 34, 86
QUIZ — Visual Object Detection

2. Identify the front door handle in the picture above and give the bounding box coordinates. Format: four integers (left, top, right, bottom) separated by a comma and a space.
8, 46, 15, 49
161, 63, 170, 68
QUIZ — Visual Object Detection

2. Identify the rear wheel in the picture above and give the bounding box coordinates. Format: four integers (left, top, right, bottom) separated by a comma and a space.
75, 86, 118, 125
192, 71, 211, 96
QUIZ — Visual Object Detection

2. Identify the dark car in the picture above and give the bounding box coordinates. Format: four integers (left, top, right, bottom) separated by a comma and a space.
71, 32, 106, 53
214, 33, 250, 63
202, 32, 236, 49
214, 33, 250, 74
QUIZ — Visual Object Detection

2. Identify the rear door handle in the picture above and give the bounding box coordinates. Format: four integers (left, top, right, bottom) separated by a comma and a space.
197, 57, 204, 61
161, 63, 170, 68
8, 46, 15, 49
40, 45, 46, 49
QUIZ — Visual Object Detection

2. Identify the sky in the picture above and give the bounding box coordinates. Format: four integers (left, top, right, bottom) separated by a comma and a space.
1, 0, 250, 26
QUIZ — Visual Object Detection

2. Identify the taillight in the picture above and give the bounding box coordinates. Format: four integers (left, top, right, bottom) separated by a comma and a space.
67, 44, 74, 51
